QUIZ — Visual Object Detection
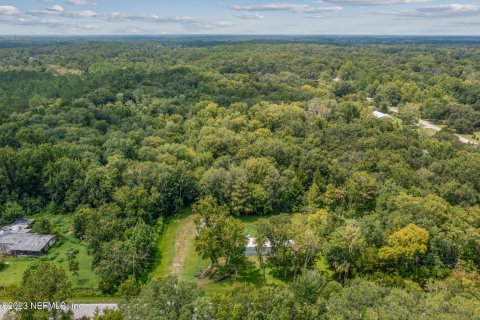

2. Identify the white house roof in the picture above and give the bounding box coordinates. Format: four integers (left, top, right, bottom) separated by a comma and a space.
246, 236, 271, 248
372, 111, 391, 119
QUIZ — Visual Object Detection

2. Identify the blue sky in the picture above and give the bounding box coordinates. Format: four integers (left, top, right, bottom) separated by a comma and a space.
0, 0, 479, 35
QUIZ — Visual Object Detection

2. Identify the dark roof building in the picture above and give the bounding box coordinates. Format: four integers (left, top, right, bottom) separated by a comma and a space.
0, 219, 57, 257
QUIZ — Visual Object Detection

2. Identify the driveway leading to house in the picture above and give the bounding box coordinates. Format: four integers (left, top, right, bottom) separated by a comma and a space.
171, 215, 196, 276
419, 119, 478, 145
419, 119, 442, 132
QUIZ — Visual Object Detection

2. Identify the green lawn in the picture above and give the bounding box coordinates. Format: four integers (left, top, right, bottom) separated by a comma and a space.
0, 258, 35, 287
419, 128, 437, 137
240, 215, 269, 236
180, 240, 210, 283
151, 212, 191, 279
0, 215, 102, 299
44, 237, 101, 290
240, 213, 307, 236
458, 132, 480, 144
152, 211, 210, 283
152, 211, 332, 295
1, 211, 333, 300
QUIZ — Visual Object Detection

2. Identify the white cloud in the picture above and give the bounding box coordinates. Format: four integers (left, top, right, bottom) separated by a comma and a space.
8, 16, 99, 30
317, 0, 426, 5
73, 10, 98, 17
0, 6, 19, 15
47, 5, 65, 12
66, 0, 88, 4
236, 13, 265, 19
418, 3, 480, 14
2, 4, 231, 33
382, 3, 480, 17
105, 13, 232, 30
232, 3, 313, 12
29, 6, 99, 18
231, 3, 342, 13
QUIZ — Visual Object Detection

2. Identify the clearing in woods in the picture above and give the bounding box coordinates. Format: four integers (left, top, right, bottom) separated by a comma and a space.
152, 213, 199, 279
171, 215, 195, 276
152, 212, 334, 295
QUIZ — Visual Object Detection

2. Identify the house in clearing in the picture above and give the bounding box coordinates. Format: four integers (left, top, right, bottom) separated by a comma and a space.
245, 236, 271, 256
372, 110, 392, 119
245, 236, 297, 256
0, 219, 57, 257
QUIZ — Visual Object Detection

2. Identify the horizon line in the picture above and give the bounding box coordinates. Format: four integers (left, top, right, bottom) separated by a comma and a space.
1, 34, 480, 38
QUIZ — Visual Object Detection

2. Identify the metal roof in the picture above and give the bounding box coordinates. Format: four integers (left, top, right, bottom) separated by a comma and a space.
0, 233, 56, 252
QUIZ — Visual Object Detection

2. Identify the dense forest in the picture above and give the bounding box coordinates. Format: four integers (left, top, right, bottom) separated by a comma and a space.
1, 37, 480, 319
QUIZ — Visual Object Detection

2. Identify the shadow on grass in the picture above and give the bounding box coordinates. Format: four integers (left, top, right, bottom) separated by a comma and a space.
235, 262, 264, 286
202, 259, 291, 291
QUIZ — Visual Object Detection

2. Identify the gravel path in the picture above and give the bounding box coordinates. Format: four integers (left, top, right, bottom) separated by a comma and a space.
171, 215, 195, 276
419, 119, 442, 132
419, 119, 478, 145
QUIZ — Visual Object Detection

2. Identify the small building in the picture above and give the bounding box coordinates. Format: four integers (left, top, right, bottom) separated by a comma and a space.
0, 218, 33, 236
0, 233, 57, 256
372, 110, 392, 119
245, 236, 271, 256
0, 219, 56, 257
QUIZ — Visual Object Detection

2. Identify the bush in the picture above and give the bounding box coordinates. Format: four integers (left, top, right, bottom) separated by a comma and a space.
67, 248, 78, 261
0, 201, 23, 225
41, 252, 58, 261
31, 218, 52, 234
0, 259, 6, 271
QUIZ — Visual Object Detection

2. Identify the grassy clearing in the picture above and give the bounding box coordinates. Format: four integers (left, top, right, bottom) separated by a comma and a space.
419, 128, 437, 137
40, 215, 100, 291
66, 296, 120, 304
2, 211, 334, 300
0, 258, 34, 287
458, 132, 480, 144
240, 213, 307, 236
152, 210, 210, 283
0, 214, 102, 299
153, 211, 333, 295
44, 237, 101, 290
180, 240, 209, 283
171, 215, 196, 276
151, 211, 192, 280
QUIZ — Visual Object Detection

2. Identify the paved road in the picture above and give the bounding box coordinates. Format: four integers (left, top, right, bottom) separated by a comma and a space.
419, 119, 478, 145
0, 303, 117, 319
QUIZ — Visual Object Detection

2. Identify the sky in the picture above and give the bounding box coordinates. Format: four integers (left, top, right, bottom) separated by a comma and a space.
0, 0, 479, 35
